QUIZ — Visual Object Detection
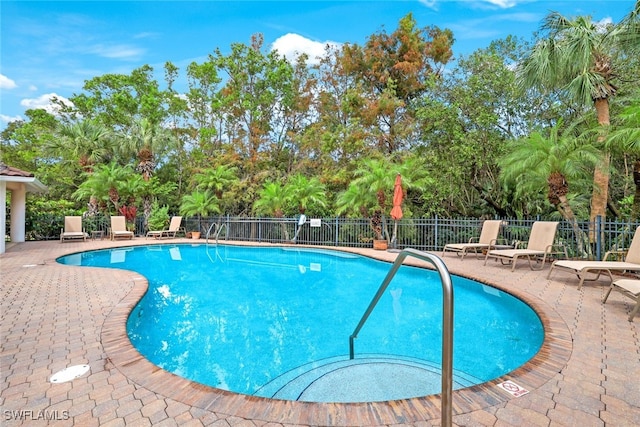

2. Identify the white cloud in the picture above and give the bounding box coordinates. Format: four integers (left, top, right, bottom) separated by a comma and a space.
418, 0, 438, 10
0, 74, 18, 89
455, 0, 524, 10
271, 33, 341, 65
29, 85, 38, 91
484, 0, 518, 8
87, 44, 145, 60
20, 93, 74, 114
595, 17, 614, 33
0, 114, 23, 124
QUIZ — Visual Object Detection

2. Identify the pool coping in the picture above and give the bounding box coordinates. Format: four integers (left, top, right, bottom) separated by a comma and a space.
99, 242, 572, 426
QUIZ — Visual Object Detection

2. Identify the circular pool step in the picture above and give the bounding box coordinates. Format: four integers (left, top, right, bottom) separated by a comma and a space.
256, 355, 478, 403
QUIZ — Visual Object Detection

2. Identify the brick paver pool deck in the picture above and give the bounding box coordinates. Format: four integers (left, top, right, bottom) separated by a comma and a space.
1, 239, 638, 426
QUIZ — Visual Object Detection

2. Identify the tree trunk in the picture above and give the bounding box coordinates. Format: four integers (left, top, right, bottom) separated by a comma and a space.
632, 159, 640, 221
143, 195, 152, 231
557, 195, 591, 258
589, 97, 611, 243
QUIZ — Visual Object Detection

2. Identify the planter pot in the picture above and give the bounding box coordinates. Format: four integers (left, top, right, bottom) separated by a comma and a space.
191, 231, 201, 240
373, 239, 388, 250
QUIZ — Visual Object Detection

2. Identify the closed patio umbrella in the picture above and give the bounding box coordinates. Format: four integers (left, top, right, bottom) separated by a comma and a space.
390, 174, 403, 248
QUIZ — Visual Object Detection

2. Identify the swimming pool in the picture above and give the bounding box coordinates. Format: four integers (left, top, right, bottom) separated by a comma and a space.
58, 244, 543, 402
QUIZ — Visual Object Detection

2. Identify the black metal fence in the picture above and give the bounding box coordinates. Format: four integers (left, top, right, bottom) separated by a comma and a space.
16, 213, 640, 261
195, 215, 638, 261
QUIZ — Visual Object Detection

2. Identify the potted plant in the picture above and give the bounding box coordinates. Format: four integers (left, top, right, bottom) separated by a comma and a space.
179, 190, 219, 240
336, 159, 392, 250
370, 210, 388, 250
336, 158, 428, 251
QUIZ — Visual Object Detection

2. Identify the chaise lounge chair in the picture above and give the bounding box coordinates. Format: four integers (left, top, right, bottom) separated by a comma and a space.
60, 216, 88, 243
484, 221, 561, 271
441, 220, 505, 260
110, 216, 134, 240
602, 278, 640, 321
146, 216, 183, 239
547, 226, 640, 289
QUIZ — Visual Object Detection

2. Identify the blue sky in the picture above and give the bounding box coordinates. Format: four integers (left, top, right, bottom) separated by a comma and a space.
0, 0, 635, 127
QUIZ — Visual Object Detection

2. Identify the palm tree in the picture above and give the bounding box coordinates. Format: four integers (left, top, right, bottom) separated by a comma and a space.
51, 120, 113, 214
518, 4, 639, 234
607, 98, 640, 220
336, 157, 430, 241
285, 174, 327, 215
336, 158, 392, 240
253, 181, 289, 218
194, 164, 239, 211
253, 181, 291, 241
73, 163, 132, 213
120, 118, 177, 223
53, 120, 113, 172
499, 122, 601, 256
179, 190, 220, 234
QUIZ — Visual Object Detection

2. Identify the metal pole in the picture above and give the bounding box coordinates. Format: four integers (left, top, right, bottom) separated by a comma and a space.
596, 215, 602, 261
348, 248, 454, 427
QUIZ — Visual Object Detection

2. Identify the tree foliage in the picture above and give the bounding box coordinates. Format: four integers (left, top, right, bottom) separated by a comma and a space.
2, 6, 639, 235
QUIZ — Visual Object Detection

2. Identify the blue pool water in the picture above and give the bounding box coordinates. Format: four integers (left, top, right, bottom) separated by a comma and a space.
58, 244, 543, 401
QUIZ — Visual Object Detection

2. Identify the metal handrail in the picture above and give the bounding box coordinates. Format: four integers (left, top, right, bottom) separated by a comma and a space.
348, 248, 454, 427
205, 222, 217, 244
205, 222, 227, 244
215, 223, 228, 244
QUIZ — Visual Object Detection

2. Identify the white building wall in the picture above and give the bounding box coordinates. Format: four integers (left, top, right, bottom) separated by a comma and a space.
10, 183, 27, 243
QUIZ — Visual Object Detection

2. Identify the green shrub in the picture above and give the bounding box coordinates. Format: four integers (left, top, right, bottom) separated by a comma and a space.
147, 203, 169, 231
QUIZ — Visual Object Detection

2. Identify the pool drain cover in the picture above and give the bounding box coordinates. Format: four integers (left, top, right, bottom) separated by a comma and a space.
49, 365, 90, 383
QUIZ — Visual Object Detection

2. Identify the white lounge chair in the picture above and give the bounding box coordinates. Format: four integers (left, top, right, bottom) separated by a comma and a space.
547, 226, 640, 289
60, 216, 87, 243
146, 216, 183, 239
602, 278, 640, 321
442, 220, 505, 260
484, 221, 561, 271
110, 216, 134, 240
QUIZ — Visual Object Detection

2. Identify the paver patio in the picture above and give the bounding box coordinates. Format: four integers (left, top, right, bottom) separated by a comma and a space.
1, 239, 639, 426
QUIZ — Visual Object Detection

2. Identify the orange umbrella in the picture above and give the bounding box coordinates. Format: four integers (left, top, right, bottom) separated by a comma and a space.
390, 174, 403, 220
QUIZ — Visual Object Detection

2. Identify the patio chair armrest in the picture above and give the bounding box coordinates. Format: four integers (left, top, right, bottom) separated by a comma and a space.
548, 243, 568, 259
468, 237, 480, 243
603, 248, 628, 261
513, 240, 525, 249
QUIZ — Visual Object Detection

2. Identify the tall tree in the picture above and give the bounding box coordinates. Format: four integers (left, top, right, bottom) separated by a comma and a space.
212, 34, 297, 171
66, 65, 168, 131
185, 57, 224, 159
49, 120, 113, 214
518, 5, 639, 232
120, 118, 177, 224
342, 13, 454, 154
53, 120, 113, 173
423, 37, 540, 218
607, 98, 640, 220
304, 45, 371, 191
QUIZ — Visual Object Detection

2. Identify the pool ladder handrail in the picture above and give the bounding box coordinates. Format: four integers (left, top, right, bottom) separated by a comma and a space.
205, 223, 228, 244
349, 248, 454, 427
